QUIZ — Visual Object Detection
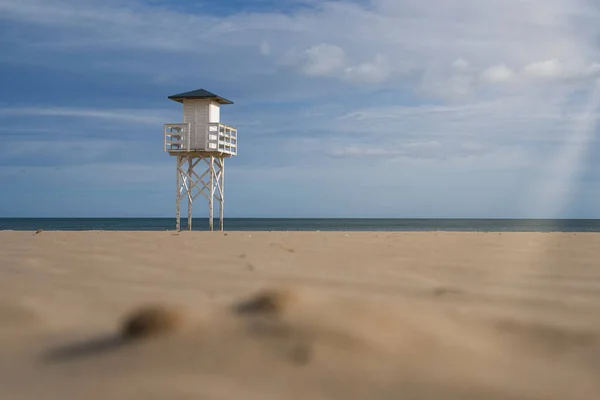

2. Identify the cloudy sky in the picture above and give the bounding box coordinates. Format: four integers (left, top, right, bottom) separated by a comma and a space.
1, 0, 599, 218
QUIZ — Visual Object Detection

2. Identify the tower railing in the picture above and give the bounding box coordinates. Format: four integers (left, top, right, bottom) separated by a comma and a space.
165, 123, 237, 155
164, 123, 191, 152
208, 122, 237, 155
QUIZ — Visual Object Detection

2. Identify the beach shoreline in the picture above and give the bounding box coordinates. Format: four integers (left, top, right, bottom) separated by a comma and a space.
4, 217, 600, 232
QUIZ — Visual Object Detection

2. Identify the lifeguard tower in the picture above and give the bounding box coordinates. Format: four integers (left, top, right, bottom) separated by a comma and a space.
164, 89, 237, 231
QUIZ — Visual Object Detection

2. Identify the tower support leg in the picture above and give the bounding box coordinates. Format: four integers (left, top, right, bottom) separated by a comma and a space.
175, 153, 227, 232
175, 155, 182, 232
208, 155, 214, 231
217, 157, 225, 231
187, 158, 193, 231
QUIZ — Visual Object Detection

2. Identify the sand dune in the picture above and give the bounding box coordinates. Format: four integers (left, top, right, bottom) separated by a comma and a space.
1, 231, 599, 399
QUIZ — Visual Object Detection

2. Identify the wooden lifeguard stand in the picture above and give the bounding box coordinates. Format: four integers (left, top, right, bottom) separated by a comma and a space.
164, 89, 237, 231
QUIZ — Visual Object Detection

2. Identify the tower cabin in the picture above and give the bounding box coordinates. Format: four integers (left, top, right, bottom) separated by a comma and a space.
164, 88, 237, 155
163, 89, 238, 232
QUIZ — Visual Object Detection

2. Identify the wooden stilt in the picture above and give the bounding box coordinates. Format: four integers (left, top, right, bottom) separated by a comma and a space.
208, 155, 214, 232
219, 157, 225, 231
187, 157, 193, 231
175, 155, 181, 232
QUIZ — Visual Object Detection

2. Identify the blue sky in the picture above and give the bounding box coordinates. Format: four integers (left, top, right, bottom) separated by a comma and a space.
1, 0, 600, 218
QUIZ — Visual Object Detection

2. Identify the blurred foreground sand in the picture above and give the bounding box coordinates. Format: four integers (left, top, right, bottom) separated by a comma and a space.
1, 231, 599, 399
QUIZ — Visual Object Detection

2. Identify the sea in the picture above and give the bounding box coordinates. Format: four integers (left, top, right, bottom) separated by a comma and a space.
2, 218, 600, 232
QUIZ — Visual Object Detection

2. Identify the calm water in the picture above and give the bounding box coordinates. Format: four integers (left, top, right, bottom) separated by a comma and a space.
2, 218, 600, 232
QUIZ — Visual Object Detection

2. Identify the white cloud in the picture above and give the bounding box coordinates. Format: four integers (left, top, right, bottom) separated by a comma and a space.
283, 42, 393, 83
481, 64, 515, 83
418, 69, 476, 101
343, 54, 391, 84
260, 40, 271, 55
297, 43, 347, 76
0, 107, 175, 125
522, 59, 600, 81
328, 140, 489, 160
1, 139, 116, 165
453, 58, 470, 70
523, 59, 565, 79
0, 162, 173, 186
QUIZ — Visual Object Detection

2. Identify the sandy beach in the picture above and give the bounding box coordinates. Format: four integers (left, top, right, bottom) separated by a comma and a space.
1, 230, 600, 399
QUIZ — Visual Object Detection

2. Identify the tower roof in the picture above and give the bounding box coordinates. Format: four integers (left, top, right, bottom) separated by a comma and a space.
167, 89, 233, 105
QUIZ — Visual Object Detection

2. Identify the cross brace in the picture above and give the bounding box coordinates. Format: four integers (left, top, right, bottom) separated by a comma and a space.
175, 154, 225, 231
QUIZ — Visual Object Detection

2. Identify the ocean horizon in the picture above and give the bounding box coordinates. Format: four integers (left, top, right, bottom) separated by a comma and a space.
2, 218, 600, 232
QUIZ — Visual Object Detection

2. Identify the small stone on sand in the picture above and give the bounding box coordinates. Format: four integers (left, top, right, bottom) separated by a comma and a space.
121, 304, 186, 340
234, 288, 297, 317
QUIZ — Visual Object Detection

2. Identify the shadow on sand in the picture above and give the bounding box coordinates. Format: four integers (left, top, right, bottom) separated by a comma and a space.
41, 334, 134, 363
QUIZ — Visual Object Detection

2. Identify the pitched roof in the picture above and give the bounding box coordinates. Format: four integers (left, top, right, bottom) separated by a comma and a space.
168, 89, 233, 104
